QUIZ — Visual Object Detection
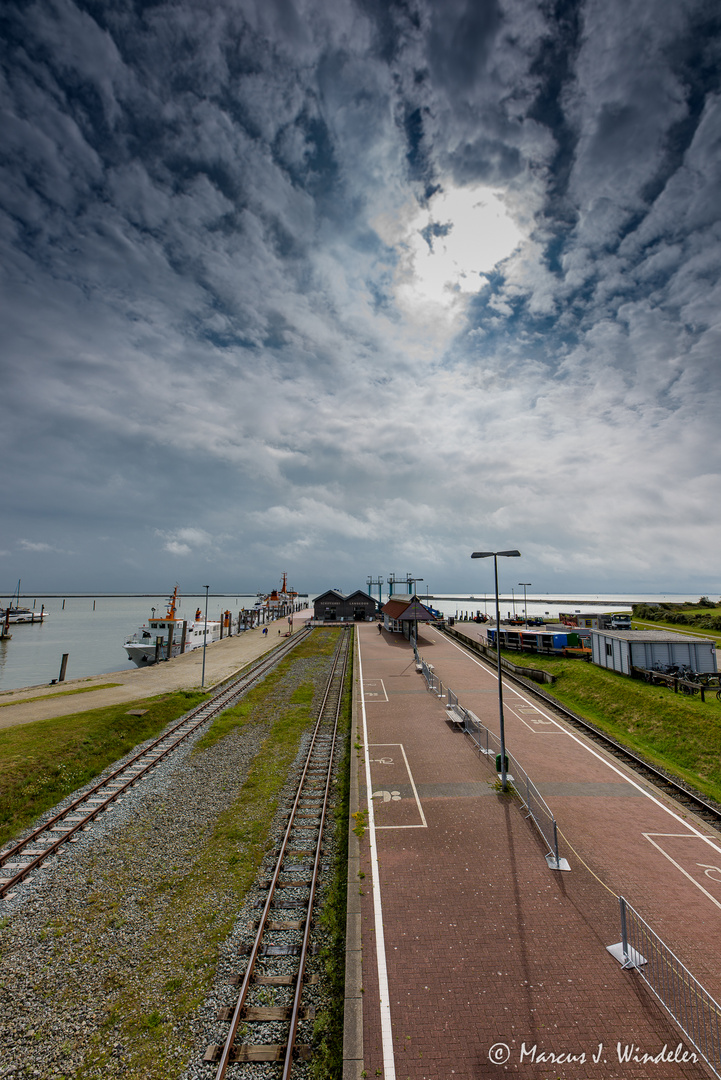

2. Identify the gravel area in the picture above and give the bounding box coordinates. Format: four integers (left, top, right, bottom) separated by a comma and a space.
0, 646, 345, 1080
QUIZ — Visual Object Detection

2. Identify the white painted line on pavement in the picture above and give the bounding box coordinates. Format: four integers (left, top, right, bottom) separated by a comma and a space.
441, 632, 721, 859
357, 632, 396, 1080
643, 834, 721, 911
368, 742, 428, 829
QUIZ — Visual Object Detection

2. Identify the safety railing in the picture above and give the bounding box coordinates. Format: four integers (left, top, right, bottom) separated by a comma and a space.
610, 897, 721, 1078
417, 654, 445, 698
416, 648, 568, 871
459, 708, 567, 871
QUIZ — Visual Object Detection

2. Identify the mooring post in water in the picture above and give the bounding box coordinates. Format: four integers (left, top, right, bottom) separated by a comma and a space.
59, 654, 69, 682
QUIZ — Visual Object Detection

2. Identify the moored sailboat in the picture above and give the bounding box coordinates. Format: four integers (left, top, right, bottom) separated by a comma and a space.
1, 580, 48, 624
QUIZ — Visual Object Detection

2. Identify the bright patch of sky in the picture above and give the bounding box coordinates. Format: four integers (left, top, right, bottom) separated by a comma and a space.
396, 185, 523, 311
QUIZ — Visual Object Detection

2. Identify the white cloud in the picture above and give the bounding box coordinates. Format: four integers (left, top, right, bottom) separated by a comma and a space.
155, 528, 214, 557
0, 0, 719, 595
18, 540, 56, 552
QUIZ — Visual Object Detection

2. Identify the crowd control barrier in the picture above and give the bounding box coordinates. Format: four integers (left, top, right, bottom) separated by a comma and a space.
608, 896, 721, 1078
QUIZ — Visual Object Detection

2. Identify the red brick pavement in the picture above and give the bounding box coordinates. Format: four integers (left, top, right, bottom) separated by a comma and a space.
352, 622, 720, 1080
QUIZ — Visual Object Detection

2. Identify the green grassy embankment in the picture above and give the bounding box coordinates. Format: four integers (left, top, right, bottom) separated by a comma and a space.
499, 649, 721, 806
631, 599, 721, 646
0, 690, 210, 846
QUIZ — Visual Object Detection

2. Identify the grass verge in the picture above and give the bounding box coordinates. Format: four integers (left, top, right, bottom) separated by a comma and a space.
311, 647, 353, 1080
0, 689, 209, 846
193, 629, 340, 754
498, 649, 721, 804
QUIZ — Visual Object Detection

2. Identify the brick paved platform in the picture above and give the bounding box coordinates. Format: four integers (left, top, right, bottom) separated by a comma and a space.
346, 622, 721, 1080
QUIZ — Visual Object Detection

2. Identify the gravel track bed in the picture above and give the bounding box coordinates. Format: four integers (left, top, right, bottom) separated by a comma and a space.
185, 744, 343, 1080
0, 649, 346, 1080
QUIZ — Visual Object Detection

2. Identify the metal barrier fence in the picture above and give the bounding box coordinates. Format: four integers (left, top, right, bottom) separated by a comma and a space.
415, 649, 568, 871
610, 897, 721, 1077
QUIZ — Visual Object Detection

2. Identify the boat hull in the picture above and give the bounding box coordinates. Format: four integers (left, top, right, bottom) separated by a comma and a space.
1, 609, 47, 624
123, 620, 222, 666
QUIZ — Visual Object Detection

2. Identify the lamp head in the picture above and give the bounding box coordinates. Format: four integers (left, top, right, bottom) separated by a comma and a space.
471, 550, 521, 558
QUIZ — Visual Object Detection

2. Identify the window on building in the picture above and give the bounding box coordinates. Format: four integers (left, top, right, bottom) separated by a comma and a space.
605, 643, 613, 657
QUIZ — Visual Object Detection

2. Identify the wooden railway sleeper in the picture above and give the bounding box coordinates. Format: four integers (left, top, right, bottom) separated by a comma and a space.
228, 972, 319, 986
216, 1005, 316, 1022
204, 1043, 312, 1064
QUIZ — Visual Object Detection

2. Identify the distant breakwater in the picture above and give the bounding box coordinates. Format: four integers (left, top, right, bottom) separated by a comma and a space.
428, 596, 634, 606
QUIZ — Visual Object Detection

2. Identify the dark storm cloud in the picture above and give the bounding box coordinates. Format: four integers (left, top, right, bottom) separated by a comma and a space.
0, 0, 719, 593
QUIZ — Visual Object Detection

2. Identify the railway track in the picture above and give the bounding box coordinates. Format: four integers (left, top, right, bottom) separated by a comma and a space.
442, 628, 721, 834
204, 624, 351, 1078
0, 625, 313, 900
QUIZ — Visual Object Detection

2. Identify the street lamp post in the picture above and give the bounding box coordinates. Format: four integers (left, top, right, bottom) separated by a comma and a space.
201, 585, 210, 689
471, 550, 521, 791
519, 583, 531, 626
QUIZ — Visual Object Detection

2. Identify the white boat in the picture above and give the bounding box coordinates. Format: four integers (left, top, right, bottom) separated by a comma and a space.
1, 581, 48, 625
1, 606, 48, 624
123, 587, 222, 666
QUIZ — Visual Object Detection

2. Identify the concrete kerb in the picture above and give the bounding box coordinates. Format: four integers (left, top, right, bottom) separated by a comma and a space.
343, 630, 364, 1080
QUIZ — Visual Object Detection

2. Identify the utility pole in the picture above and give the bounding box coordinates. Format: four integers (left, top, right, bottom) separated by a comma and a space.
519, 583, 532, 626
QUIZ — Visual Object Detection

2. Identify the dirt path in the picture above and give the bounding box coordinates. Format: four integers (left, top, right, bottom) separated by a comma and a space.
0, 616, 312, 730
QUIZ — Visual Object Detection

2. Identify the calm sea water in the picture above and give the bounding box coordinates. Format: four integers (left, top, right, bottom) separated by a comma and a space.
421, 592, 719, 621
0, 591, 716, 693
0, 594, 262, 692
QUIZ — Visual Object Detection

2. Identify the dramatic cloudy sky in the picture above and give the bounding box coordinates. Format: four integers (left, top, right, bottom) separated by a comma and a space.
2, 0, 720, 596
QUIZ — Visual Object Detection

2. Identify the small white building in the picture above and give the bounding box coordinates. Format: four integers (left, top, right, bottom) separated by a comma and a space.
590, 629, 718, 676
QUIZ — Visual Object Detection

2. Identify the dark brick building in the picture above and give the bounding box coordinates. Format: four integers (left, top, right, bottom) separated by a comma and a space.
313, 589, 378, 622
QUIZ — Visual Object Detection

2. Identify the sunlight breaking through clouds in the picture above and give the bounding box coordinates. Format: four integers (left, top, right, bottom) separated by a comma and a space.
388, 185, 524, 316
